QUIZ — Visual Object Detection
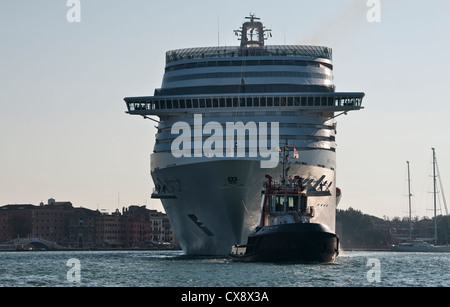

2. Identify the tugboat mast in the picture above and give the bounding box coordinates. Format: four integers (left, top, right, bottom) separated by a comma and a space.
281, 142, 291, 189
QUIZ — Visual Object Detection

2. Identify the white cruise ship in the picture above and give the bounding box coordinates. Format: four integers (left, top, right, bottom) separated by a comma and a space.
125, 15, 364, 255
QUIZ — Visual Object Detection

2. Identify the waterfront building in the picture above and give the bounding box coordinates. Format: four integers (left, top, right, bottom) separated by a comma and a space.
0, 200, 177, 249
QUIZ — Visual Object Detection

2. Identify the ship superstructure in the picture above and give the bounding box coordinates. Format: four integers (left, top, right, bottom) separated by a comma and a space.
125, 15, 364, 255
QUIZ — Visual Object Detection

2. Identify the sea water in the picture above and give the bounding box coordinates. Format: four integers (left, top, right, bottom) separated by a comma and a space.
0, 250, 448, 287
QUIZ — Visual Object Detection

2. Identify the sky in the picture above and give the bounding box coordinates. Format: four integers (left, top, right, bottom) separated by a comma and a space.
1, 0, 449, 219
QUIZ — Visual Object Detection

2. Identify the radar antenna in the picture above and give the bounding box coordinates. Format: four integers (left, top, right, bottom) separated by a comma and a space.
234, 14, 272, 48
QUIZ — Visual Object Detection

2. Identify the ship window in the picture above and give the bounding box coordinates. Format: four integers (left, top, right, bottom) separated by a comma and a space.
328, 97, 334, 106
193, 99, 199, 108
213, 99, 218, 107
226, 98, 232, 107
160, 100, 166, 109
246, 60, 259, 66
261, 60, 273, 65
179, 100, 185, 108
315, 97, 321, 106
275, 196, 285, 211
206, 99, 212, 108
253, 97, 259, 107
166, 100, 172, 109
173, 100, 179, 109
233, 98, 238, 107
308, 97, 314, 106
219, 98, 225, 108
260, 98, 266, 107
200, 99, 206, 108
288, 196, 299, 211
288, 97, 293, 106
217, 61, 230, 67
246, 98, 252, 107
267, 97, 273, 107
300, 195, 308, 213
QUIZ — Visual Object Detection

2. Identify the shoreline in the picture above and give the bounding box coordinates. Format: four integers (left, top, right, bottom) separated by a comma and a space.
0, 246, 395, 253
0, 245, 182, 253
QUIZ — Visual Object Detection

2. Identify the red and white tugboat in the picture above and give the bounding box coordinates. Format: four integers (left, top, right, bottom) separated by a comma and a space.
230, 144, 339, 263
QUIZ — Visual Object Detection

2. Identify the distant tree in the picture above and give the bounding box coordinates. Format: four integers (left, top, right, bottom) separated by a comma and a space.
337, 208, 388, 249
338, 208, 450, 247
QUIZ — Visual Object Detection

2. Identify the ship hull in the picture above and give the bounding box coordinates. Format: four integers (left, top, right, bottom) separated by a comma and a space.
391, 241, 450, 253
230, 223, 339, 263
391, 246, 450, 253
151, 157, 336, 255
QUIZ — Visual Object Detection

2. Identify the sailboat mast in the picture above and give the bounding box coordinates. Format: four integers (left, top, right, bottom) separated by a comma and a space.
407, 161, 413, 240
435, 154, 449, 215
432, 148, 438, 245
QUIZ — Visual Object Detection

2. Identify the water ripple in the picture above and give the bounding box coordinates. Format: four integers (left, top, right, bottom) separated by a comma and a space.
0, 250, 448, 287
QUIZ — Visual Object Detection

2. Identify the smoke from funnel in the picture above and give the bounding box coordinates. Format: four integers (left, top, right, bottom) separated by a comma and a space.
298, 1, 369, 47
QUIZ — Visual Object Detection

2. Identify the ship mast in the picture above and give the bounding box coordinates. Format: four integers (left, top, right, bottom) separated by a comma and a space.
234, 14, 272, 48
435, 152, 449, 216
432, 148, 438, 245
407, 161, 413, 240
280, 141, 291, 189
